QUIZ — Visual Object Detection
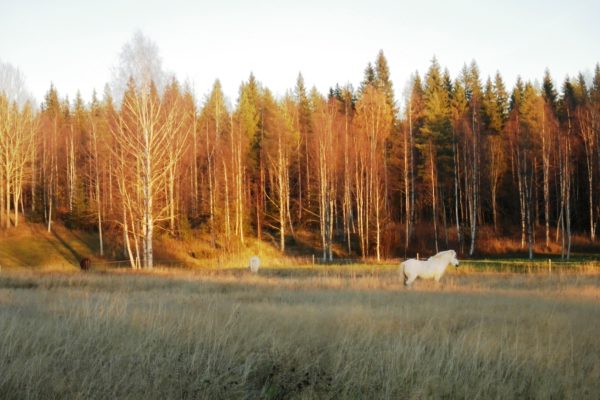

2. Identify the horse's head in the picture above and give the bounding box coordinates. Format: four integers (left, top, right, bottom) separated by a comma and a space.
450, 250, 460, 267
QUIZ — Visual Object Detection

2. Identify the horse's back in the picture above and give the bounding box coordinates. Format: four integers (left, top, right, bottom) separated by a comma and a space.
406, 258, 440, 279
404, 259, 429, 274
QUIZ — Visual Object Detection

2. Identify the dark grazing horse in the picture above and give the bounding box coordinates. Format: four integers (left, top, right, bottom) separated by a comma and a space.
79, 258, 91, 271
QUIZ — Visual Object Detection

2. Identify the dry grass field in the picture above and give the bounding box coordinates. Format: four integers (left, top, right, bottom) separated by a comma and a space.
1, 266, 599, 399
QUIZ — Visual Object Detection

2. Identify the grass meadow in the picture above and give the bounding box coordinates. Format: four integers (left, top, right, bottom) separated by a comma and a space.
1, 265, 599, 399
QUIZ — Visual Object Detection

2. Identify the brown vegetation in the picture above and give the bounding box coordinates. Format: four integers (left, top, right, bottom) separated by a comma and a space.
0, 268, 599, 398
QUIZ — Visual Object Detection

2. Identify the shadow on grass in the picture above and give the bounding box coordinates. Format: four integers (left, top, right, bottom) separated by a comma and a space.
69, 229, 100, 255
38, 229, 81, 266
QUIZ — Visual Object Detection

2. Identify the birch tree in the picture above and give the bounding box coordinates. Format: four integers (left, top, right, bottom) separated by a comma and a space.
0, 95, 36, 227
312, 94, 337, 260
263, 94, 297, 252
111, 79, 189, 268
355, 85, 392, 260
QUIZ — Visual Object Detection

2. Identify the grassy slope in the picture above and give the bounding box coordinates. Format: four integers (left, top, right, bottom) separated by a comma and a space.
0, 222, 318, 270
0, 223, 100, 269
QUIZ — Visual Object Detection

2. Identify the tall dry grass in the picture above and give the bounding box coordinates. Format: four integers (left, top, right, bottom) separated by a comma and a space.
0, 268, 599, 399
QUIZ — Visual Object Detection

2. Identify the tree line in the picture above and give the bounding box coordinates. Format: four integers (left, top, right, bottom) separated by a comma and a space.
1, 45, 599, 267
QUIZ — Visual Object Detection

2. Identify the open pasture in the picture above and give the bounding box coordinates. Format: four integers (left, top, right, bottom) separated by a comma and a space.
0, 265, 599, 399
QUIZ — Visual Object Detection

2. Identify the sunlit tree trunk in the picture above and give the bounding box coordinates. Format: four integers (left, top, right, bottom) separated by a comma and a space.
516, 148, 526, 249
343, 100, 353, 254
469, 112, 478, 256
579, 108, 596, 241
205, 119, 216, 248
223, 159, 232, 246
453, 141, 462, 252
541, 109, 551, 247
404, 104, 413, 252
192, 116, 199, 216
429, 142, 439, 253
489, 136, 505, 234
67, 125, 76, 213
89, 117, 104, 256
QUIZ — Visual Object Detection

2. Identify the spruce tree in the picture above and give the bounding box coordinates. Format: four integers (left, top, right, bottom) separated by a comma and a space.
591, 63, 600, 105
542, 69, 558, 113
510, 77, 525, 111
482, 77, 502, 134
375, 50, 396, 115
359, 62, 376, 94
574, 73, 589, 104
494, 72, 509, 123
419, 58, 453, 252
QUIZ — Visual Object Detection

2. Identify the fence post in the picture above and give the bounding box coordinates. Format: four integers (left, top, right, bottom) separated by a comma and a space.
417, 253, 419, 260
548, 259, 552, 274
312, 254, 315, 265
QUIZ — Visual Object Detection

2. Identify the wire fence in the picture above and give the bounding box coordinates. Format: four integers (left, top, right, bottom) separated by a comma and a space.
3, 256, 598, 273
90, 259, 187, 269
289, 256, 364, 265
458, 258, 600, 273
90, 256, 599, 269
90, 257, 367, 269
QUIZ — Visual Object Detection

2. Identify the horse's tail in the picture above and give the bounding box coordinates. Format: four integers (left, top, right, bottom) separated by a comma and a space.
399, 261, 407, 286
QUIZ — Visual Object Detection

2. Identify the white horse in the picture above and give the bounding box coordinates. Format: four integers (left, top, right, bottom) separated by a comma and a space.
248, 256, 261, 273
399, 250, 459, 287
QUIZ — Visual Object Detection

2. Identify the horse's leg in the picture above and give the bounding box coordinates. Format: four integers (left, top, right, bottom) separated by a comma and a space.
434, 273, 446, 289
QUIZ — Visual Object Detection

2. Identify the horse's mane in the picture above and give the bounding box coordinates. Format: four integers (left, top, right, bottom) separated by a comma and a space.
428, 250, 455, 260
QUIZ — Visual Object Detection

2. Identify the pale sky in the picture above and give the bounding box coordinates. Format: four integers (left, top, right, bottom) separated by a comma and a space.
1, 0, 599, 110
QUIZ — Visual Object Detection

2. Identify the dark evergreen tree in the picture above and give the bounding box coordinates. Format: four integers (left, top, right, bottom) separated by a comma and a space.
482, 77, 502, 134
375, 50, 396, 115
418, 58, 454, 251
494, 72, 509, 124
591, 63, 600, 105
542, 69, 558, 113
359, 62, 376, 94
